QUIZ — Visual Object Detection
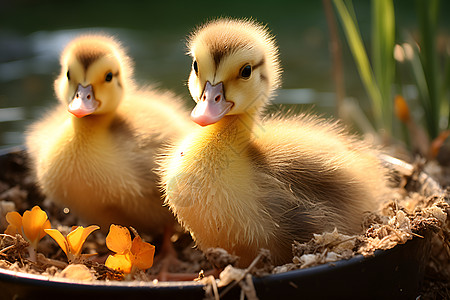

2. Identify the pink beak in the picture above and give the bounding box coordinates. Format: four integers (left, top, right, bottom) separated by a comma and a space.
191, 81, 233, 126
68, 84, 99, 118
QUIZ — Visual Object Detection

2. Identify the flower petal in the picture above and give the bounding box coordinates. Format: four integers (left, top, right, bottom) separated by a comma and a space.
22, 206, 49, 244
105, 254, 132, 273
45, 229, 69, 255
5, 211, 22, 230
66, 225, 98, 256
130, 236, 155, 270
80, 225, 100, 246
66, 226, 84, 255
40, 219, 52, 240
105, 225, 131, 255
4, 224, 18, 236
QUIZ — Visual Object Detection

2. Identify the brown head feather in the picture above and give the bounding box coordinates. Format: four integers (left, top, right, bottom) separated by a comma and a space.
76, 47, 107, 71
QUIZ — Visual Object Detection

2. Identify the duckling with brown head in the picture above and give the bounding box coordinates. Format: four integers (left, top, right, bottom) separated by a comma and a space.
160, 18, 388, 267
26, 35, 192, 237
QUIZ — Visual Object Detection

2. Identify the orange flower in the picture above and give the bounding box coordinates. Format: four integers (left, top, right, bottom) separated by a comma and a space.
45, 225, 100, 262
430, 130, 450, 159
394, 95, 411, 123
5, 206, 51, 250
105, 225, 155, 275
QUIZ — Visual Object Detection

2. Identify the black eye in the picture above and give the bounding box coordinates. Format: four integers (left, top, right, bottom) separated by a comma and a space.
66, 70, 70, 80
193, 60, 198, 75
105, 72, 113, 82
240, 64, 252, 79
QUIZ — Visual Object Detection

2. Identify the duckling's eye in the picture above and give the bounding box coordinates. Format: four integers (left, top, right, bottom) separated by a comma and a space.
240, 64, 252, 79
193, 60, 198, 75
105, 72, 113, 82
66, 70, 70, 81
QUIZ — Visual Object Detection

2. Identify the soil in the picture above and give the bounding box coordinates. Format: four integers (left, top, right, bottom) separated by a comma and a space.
0, 148, 449, 299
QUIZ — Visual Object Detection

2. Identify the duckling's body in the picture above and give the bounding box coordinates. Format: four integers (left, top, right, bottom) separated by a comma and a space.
27, 35, 192, 234
161, 19, 387, 266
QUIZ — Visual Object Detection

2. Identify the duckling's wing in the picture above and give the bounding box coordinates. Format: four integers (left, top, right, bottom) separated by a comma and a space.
247, 115, 386, 261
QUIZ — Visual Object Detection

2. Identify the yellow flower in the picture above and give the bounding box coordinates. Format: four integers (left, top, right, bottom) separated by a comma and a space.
5, 206, 51, 250
105, 224, 155, 274
45, 225, 100, 262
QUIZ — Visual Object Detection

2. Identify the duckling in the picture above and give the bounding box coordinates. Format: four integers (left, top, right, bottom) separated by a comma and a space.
160, 19, 388, 267
26, 35, 193, 239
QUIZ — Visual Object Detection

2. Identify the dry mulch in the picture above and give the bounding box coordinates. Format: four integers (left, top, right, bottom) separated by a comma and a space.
0, 148, 449, 299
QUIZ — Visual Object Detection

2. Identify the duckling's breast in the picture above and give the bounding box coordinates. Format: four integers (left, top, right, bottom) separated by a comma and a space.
162, 124, 280, 255
33, 118, 168, 231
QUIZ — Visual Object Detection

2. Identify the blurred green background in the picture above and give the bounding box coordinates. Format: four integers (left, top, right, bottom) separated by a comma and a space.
0, 0, 448, 149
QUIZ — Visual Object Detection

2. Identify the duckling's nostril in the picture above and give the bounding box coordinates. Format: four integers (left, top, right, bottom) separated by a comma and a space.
87, 95, 91, 100
215, 95, 221, 102
203, 94, 206, 101
76, 93, 79, 98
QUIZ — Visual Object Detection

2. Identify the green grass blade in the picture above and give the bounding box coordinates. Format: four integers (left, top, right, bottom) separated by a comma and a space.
333, 0, 384, 131
417, 0, 440, 138
372, 0, 395, 134
408, 41, 432, 118
444, 53, 450, 129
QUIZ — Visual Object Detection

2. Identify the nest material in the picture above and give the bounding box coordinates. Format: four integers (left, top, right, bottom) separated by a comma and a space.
0, 150, 449, 298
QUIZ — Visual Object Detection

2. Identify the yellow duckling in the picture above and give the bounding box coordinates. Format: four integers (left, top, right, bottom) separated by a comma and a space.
26, 35, 192, 237
160, 19, 388, 267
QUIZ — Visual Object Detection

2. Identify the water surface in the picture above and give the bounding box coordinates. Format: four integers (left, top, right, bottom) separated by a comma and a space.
0, 0, 447, 148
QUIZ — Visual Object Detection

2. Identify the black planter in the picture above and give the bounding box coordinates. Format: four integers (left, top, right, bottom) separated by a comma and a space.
0, 148, 441, 300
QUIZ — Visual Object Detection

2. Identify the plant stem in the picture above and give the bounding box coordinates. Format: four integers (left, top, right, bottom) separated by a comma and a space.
446, 58, 450, 129
28, 246, 37, 263
417, 0, 440, 139
323, 0, 346, 119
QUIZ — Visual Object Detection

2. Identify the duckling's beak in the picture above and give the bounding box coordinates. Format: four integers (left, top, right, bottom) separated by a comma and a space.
68, 84, 99, 118
191, 81, 233, 126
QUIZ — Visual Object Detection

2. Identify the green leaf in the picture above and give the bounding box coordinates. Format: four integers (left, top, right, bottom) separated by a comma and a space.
333, 0, 386, 132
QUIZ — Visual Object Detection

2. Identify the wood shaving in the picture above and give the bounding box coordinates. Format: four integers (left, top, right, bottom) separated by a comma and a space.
56, 264, 95, 281
0, 150, 449, 298
204, 248, 239, 269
